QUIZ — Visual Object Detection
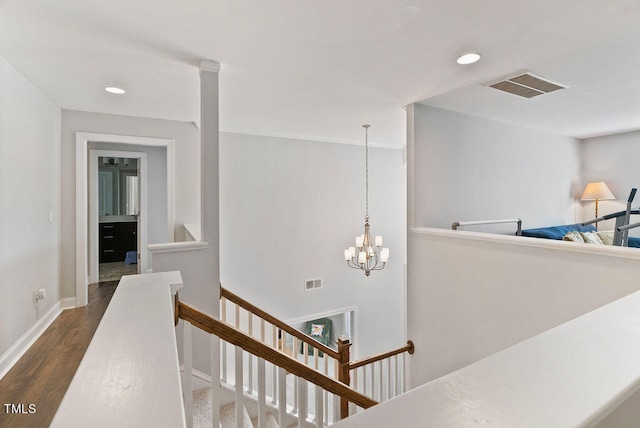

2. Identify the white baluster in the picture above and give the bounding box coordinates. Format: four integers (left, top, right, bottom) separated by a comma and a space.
297, 377, 307, 428
387, 358, 391, 401
271, 324, 277, 404
353, 368, 359, 413
272, 324, 277, 348
258, 357, 266, 428
353, 367, 359, 392
221, 298, 228, 384
323, 390, 328, 424
369, 364, 374, 399
392, 355, 397, 398
293, 371, 298, 414
363, 365, 368, 398
314, 348, 319, 370
402, 352, 408, 393
221, 341, 228, 384
211, 335, 220, 428
235, 303, 240, 329
315, 385, 323, 428
271, 361, 277, 405
235, 346, 243, 428
378, 360, 384, 403
278, 367, 287, 427
183, 321, 193, 428
248, 314, 253, 394
324, 353, 329, 377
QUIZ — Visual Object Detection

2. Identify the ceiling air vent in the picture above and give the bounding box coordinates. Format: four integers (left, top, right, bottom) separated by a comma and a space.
485, 71, 567, 99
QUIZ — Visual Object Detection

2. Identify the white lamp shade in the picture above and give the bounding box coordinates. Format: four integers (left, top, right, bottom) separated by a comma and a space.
375, 236, 382, 247
349, 247, 356, 258
356, 235, 364, 248
358, 251, 366, 263
581, 182, 615, 201
380, 248, 389, 263
344, 249, 351, 261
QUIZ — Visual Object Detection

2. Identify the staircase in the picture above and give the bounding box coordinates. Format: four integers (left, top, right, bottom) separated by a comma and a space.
176, 287, 414, 428
193, 387, 278, 428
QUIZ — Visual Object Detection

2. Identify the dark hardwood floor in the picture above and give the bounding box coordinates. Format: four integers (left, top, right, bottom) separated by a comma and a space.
0, 281, 118, 428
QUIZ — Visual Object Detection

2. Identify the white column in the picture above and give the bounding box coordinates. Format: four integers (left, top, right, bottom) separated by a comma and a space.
199, 59, 221, 317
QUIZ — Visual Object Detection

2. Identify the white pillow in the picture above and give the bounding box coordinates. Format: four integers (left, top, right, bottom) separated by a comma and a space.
596, 230, 614, 245
563, 231, 584, 243
581, 231, 604, 245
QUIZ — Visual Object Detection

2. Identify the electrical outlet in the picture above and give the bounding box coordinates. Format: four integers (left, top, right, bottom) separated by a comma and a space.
34, 288, 46, 304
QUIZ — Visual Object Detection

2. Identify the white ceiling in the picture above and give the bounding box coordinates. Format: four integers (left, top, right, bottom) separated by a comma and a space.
1, 0, 639, 147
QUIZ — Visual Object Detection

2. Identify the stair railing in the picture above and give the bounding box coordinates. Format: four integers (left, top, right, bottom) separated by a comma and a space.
347, 341, 414, 414
219, 286, 414, 420
177, 299, 376, 428
221, 286, 346, 421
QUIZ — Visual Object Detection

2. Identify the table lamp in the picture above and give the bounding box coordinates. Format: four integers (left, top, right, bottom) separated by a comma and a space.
581, 181, 615, 228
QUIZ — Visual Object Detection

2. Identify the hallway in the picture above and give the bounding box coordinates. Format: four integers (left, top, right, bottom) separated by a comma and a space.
0, 282, 118, 428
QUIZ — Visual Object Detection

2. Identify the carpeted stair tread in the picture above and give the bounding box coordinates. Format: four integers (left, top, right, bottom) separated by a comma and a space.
251, 412, 280, 428
192, 387, 254, 428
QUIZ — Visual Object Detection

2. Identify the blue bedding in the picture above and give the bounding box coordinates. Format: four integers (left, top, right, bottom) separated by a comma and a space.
521, 223, 640, 247
521, 223, 597, 240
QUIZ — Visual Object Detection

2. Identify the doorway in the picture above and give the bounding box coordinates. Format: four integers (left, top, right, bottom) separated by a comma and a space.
286, 307, 358, 358
91, 151, 145, 283
75, 132, 175, 307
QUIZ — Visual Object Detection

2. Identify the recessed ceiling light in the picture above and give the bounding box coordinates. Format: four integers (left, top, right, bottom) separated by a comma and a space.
456, 53, 481, 65
104, 86, 125, 94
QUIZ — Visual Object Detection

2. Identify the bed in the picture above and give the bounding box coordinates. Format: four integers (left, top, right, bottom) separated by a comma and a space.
520, 223, 640, 248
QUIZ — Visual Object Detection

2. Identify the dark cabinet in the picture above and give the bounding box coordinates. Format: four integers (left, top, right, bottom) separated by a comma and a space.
99, 222, 137, 263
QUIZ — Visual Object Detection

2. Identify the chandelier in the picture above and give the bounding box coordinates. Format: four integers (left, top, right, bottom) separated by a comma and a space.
344, 125, 389, 276
102, 157, 129, 168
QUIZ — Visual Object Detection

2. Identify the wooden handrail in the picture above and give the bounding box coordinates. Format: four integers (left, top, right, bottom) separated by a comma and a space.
348, 340, 415, 371
178, 301, 377, 410
220, 286, 341, 360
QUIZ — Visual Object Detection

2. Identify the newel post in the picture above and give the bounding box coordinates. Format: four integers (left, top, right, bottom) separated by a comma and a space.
337, 336, 352, 420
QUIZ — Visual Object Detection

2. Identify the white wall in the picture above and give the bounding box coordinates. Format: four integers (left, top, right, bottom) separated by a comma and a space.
412, 104, 582, 231
60, 110, 200, 298
219, 132, 406, 358
0, 57, 61, 358
582, 130, 640, 235
407, 228, 640, 387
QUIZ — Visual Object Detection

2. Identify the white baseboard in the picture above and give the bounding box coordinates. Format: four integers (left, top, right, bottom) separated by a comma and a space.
0, 301, 63, 380
61, 297, 77, 310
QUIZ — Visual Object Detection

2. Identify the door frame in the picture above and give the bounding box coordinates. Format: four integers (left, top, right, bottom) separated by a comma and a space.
75, 132, 175, 307
286, 306, 359, 358
89, 150, 147, 284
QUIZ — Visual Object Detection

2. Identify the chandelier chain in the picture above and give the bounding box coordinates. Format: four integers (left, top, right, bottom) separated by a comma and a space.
364, 124, 369, 218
